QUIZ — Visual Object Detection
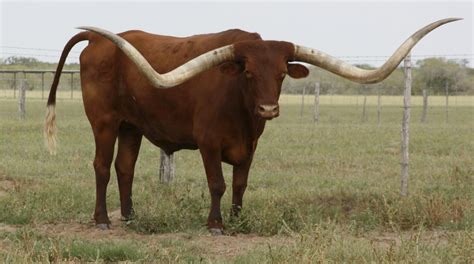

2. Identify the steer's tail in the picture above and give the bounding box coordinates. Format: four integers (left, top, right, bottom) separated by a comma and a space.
45, 32, 89, 155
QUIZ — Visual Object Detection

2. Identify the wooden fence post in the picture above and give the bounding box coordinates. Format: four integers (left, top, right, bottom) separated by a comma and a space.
377, 89, 381, 127
421, 89, 428, 123
444, 80, 449, 123
18, 76, 26, 120
300, 84, 306, 117
41, 72, 45, 100
361, 89, 368, 123
13, 72, 17, 99
159, 149, 175, 183
70, 72, 74, 99
313, 81, 320, 123
400, 53, 412, 197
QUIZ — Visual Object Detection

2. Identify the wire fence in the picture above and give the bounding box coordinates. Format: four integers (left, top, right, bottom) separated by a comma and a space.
1, 69, 473, 108
0, 70, 80, 100
279, 94, 473, 107
1, 65, 472, 187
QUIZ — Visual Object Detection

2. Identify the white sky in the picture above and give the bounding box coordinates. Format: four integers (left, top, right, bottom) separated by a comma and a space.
0, 0, 472, 66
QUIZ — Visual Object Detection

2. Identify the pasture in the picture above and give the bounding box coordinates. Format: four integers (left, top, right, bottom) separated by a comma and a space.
0, 96, 473, 262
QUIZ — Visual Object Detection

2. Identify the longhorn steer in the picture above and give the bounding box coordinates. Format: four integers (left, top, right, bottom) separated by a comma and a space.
45, 18, 459, 234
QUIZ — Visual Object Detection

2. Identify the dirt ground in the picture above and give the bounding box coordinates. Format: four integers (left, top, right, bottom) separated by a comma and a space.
0, 176, 16, 199
0, 208, 453, 259
29, 209, 292, 258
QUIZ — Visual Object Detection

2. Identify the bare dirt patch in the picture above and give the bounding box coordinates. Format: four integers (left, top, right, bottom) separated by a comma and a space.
0, 223, 17, 255
364, 230, 450, 249
0, 223, 17, 233
0, 178, 16, 199
34, 209, 292, 258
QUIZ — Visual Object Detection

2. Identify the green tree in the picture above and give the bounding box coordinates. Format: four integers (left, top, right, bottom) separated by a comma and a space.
414, 58, 471, 95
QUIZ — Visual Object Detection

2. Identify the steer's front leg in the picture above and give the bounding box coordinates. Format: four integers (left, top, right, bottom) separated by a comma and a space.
199, 147, 226, 235
231, 158, 252, 218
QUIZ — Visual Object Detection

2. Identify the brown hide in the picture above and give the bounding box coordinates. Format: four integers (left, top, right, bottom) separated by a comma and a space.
83, 30, 262, 155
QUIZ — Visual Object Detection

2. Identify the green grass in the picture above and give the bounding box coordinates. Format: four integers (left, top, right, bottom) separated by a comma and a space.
0, 98, 473, 262
0, 228, 146, 262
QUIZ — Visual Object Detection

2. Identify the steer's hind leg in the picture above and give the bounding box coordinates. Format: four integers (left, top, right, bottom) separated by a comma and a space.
92, 119, 119, 230
114, 122, 142, 221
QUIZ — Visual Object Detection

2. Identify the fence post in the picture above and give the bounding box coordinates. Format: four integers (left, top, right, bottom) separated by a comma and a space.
300, 84, 306, 117
18, 75, 26, 120
421, 89, 428, 123
70, 72, 74, 99
13, 72, 17, 99
444, 80, 449, 123
159, 149, 175, 183
361, 89, 368, 123
377, 89, 381, 127
400, 53, 412, 197
313, 81, 320, 123
41, 72, 45, 100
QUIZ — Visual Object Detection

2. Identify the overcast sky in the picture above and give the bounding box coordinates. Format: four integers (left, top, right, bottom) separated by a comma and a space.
0, 0, 472, 67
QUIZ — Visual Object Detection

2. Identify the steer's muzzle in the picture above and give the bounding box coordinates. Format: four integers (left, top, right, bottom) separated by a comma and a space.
257, 104, 279, 120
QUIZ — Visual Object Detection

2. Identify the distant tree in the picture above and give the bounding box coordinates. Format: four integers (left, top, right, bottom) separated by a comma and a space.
1, 56, 40, 67
414, 58, 471, 95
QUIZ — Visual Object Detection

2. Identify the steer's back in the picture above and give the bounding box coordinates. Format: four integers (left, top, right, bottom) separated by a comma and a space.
78, 29, 261, 153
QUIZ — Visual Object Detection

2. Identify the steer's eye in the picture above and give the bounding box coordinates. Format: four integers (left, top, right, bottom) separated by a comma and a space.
244, 70, 253, 79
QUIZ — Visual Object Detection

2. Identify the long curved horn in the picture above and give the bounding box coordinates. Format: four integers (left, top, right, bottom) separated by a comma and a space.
293, 18, 462, 84
77, 26, 235, 88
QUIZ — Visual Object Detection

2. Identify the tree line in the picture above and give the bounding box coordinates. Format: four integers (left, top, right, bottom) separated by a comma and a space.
284, 58, 473, 95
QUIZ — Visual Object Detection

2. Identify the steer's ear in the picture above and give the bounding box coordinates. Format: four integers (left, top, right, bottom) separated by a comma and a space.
220, 61, 243, 75
287, 63, 309, 79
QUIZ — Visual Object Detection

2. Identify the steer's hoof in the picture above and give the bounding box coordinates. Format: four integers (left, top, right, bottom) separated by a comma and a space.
120, 215, 133, 221
121, 208, 135, 222
209, 228, 224, 236
96, 223, 110, 230
121, 216, 135, 226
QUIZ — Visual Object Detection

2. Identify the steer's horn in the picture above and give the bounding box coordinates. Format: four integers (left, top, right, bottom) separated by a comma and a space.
293, 18, 462, 84
77, 26, 235, 88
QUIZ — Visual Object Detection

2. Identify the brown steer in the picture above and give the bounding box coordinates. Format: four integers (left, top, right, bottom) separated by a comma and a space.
45, 18, 459, 234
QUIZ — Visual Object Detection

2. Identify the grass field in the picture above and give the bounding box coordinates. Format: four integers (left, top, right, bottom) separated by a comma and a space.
0, 97, 473, 262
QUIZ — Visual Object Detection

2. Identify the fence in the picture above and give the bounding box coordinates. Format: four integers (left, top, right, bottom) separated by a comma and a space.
2, 68, 473, 188
0, 70, 81, 100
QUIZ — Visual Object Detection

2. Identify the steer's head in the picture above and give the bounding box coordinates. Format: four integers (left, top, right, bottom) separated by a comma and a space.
220, 41, 309, 120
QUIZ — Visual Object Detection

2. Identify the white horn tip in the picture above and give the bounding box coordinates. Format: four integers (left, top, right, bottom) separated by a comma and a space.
442, 17, 463, 23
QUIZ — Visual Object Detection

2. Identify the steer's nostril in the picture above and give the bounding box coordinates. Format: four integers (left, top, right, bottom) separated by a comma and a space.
259, 105, 278, 112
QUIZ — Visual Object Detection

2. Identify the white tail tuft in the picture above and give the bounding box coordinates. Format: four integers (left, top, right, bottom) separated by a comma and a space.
44, 104, 57, 155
